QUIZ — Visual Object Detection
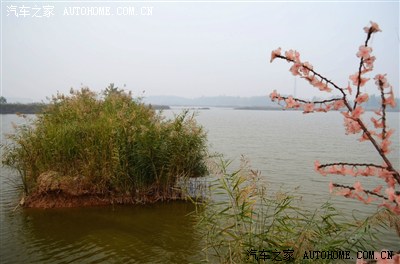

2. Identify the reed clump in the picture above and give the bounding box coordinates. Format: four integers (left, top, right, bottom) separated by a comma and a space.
195, 158, 399, 263
2, 87, 208, 206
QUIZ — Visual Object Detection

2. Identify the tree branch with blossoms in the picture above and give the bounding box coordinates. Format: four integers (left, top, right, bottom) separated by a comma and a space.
269, 21, 400, 215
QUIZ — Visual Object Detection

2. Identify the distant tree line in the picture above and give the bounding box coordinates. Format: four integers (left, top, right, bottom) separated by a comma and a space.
0, 96, 169, 114
0, 101, 46, 114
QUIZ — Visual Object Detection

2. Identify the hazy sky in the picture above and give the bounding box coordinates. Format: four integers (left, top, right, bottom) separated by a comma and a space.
2, 1, 399, 102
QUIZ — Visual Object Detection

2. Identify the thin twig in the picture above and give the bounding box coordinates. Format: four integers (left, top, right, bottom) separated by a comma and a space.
272, 95, 342, 105
353, 28, 373, 110
332, 183, 388, 201
318, 163, 385, 169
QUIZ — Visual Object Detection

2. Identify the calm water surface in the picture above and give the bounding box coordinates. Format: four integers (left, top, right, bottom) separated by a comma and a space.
1, 110, 399, 263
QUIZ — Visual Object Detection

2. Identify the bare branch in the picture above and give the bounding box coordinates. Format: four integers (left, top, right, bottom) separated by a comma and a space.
332, 183, 390, 201
318, 162, 386, 169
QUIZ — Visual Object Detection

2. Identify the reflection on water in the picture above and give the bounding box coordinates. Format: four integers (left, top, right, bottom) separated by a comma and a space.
1, 110, 399, 263
2, 201, 201, 264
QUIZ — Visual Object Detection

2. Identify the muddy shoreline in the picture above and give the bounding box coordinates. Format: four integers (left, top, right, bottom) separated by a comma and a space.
21, 190, 187, 208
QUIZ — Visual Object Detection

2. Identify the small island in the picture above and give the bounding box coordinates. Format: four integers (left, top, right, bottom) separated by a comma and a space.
1, 88, 207, 208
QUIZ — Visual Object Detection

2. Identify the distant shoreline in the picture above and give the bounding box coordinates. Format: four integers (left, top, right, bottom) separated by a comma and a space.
0, 103, 170, 114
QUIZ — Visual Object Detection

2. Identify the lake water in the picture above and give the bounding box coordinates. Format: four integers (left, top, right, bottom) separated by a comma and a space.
1, 109, 399, 263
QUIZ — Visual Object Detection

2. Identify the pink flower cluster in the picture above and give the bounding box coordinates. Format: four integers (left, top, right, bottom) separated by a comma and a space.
269, 90, 345, 114
269, 21, 400, 215
363, 21, 382, 34
270, 48, 333, 93
374, 74, 396, 108
315, 161, 400, 213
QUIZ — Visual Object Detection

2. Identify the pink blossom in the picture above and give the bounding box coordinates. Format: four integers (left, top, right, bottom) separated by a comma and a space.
385, 96, 396, 108
269, 90, 281, 101
349, 73, 359, 85
363, 21, 382, 33
378, 129, 394, 140
351, 106, 364, 119
370, 21, 381, 32
285, 96, 299, 108
356, 46, 372, 59
300, 62, 313, 75
364, 55, 376, 68
333, 100, 345, 110
385, 88, 396, 108
328, 165, 340, 174
349, 72, 370, 87
354, 181, 363, 193
309, 76, 320, 87
338, 166, 346, 175
289, 63, 301, 76
371, 117, 383, 128
318, 169, 327, 176
355, 193, 368, 203
315, 160, 327, 176
364, 196, 375, 204
314, 160, 321, 172
380, 138, 391, 154
315, 107, 328, 113
377, 130, 393, 141
325, 104, 332, 111
344, 167, 356, 177
360, 167, 376, 176
270, 47, 282, 63
354, 93, 369, 104
344, 117, 362, 134
346, 83, 353, 95
378, 169, 389, 180
284, 49, 300, 62
315, 81, 332, 92
359, 132, 369, 142
374, 74, 389, 89
303, 103, 314, 114
386, 188, 396, 202
337, 188, 352, 197
378, 169, 396, 188
303, 75, 315, 84
372, 185, 383, 194
360, 77, 370, 87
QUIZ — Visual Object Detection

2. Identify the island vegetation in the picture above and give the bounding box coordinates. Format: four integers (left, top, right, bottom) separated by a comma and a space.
1, 87, 208, 208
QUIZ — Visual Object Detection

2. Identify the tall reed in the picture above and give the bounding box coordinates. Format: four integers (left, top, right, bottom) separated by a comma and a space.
195, 158, 399, 263
2, 87, 208, 199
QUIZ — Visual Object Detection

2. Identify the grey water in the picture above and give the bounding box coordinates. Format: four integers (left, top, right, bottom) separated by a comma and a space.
1, 109, 399, 263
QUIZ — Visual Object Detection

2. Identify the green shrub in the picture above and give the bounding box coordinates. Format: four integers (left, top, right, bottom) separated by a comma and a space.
1, 87, 208, 198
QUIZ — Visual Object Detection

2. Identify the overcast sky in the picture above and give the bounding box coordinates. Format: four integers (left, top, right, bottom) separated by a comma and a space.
2, 1, 399, 102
